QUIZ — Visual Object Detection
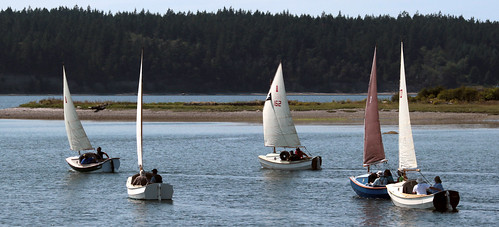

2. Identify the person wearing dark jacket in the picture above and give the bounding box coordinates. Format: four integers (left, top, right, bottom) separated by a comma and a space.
96, 147, 109, 161
150, 169, 163, 183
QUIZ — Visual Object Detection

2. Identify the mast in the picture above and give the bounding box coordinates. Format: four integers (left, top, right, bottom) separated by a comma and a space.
363, 47, 386, 168
398, 42, 418, 171
136, 50, 144, 170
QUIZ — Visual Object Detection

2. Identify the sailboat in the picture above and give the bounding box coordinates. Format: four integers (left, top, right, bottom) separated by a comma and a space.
126, 51, 173, 200
258, 63, 322, 170
349, 47, 390, 198
385, 42, 459, 210
63, 66, 120, 173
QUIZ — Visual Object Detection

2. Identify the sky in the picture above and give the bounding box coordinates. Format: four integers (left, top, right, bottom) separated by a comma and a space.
1, 0, 498, 22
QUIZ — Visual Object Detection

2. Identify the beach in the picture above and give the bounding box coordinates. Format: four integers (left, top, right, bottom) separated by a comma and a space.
1, 107, 497, 125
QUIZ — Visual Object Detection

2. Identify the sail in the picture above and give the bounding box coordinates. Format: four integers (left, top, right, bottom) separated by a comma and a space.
63, 66, 93, 151
136, 51, 144, 169
263, 63, 301, 148
363, 47, 386, 165
398, 42, 418, 170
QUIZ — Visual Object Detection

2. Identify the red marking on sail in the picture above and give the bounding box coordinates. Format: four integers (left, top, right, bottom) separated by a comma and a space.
276, 85, 278, 93
65, 96, 67, 103
400, 89, 403, 98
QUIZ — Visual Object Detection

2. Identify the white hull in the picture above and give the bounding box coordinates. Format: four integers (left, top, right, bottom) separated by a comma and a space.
65, 156, 120, 173
126, 177, 173, 200
386, 182, 434, 209
258, 153, 321, 170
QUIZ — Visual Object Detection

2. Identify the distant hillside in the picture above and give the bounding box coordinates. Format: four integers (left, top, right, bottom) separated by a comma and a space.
0, 7, 497, 94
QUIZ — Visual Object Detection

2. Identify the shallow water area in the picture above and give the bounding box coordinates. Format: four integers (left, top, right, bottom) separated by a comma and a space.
0, 120, 497, 225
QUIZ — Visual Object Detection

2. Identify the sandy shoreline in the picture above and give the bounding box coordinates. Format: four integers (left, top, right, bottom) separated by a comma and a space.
1, 107, 498, 126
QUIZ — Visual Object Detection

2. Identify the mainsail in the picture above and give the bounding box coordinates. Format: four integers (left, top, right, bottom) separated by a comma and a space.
363, 48, 386, 166
63, 66, 93, 151
136, 51, 144, 169
398, 42, 418, 170
263, 63, 300, 148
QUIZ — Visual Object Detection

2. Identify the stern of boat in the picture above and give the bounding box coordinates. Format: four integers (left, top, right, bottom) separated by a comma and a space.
433, 190, 460, 212
126, 176, 174, 200
101, 158, 120, 172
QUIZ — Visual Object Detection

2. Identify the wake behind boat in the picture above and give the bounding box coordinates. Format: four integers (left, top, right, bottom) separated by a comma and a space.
63, 66, 120, 173
258, 63, 321, 170
349, 47, 392, 198
126, 50, 173, 200
386, 43, 459, 211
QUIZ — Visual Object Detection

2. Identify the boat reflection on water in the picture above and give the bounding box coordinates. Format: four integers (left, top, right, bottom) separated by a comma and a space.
358, 199, 385, 226
356, 197, 424, 226
261, 170, 301, 190
63, 171, 91, 189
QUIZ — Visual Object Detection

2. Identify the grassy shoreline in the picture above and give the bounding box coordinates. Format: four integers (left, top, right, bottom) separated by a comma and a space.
19, 98, 499, 114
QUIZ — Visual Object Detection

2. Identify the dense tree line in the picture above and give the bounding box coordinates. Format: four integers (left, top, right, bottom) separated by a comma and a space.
0, 6, 497, 94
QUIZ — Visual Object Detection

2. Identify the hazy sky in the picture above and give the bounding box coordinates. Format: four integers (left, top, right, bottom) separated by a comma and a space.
1, 0, 497, 22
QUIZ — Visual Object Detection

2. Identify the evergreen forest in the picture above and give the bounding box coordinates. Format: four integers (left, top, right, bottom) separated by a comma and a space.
0, 6, 497, 94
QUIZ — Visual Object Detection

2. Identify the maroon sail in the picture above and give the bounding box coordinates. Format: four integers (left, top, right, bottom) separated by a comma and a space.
363, 48, 386, 166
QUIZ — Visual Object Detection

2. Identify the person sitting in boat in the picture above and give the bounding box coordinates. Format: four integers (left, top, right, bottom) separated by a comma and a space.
372, 171, 387, 186
397, 170, 407, 182
371, 170, 395, 186
368, 172, 379, 184
133, 170, 149, 186
428, 176, 444, 194
412, 177, 431, 195
96, 147, 109, 161
384, 169, 395, 184
150, 169, 163, 183
80, 153, 96, 164
290, 147, 309, 161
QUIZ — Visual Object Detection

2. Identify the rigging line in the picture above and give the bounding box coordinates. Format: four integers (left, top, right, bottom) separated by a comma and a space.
418, 171, 431, 185
302, 146, 312, 156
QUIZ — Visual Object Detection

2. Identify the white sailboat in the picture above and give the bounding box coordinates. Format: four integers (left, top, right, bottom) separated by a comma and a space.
386, 43, 459, 210
258, 63, 322, 170
63, 66, 120, 173
126, 51, 173, 200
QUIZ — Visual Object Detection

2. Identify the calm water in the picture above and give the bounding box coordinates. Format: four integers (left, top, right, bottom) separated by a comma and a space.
0, 120, 497, 226
0, 94, 393, 109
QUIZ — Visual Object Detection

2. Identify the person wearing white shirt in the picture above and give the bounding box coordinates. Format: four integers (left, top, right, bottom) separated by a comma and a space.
412, 177, 430, 195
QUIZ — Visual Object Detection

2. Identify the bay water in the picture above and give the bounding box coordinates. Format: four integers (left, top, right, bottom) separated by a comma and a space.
0, 120, 497, 226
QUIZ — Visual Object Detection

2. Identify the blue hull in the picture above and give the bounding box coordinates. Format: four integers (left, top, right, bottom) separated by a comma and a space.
349, 175, 389, 199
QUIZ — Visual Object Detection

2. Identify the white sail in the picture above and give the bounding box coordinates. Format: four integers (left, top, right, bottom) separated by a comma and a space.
398, 42, 418, 170
63, 66, 93, 151
263, 63, 300, 148
136, 51, 144, 169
